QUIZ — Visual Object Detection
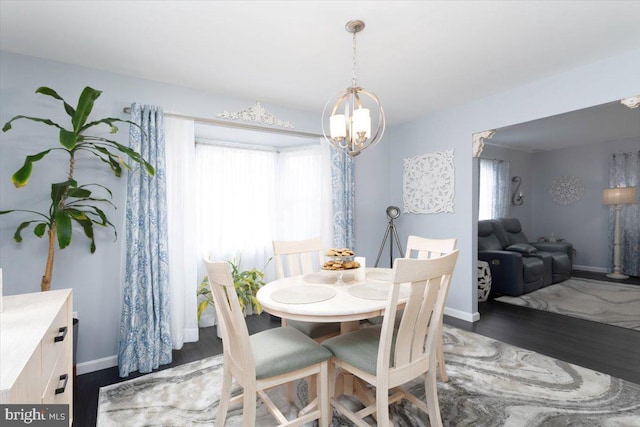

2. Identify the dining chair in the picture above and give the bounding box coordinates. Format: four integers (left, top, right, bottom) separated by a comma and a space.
272, 237, 341, 341
204, 259, 332, 427
323, 250, 459, 427
404, 235, 458, 382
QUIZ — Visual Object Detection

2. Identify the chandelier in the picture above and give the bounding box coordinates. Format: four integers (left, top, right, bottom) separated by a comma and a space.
322, 20, 385, 156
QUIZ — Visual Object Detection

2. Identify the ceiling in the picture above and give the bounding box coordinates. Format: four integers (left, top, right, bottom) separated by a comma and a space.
488, 99, 640, 153
1, 1, 639, 149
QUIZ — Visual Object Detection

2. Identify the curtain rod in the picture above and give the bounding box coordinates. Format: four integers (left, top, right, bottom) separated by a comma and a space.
122, 107, 323, 140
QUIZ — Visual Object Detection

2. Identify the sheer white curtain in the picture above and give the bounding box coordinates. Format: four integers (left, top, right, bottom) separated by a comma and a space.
196, 141, 332, 283
479, 158, 511, 220
276, 143, 333, 249
164, 117, 198, 349
196, 145, 276, 278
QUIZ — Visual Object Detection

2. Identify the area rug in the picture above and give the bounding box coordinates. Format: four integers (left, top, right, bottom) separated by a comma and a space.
97, 325, 640, 426
495, 277, 640, 331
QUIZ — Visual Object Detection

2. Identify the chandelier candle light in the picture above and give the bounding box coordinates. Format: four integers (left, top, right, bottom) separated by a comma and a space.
602, 186, 637, 279
322, 20, 385, 156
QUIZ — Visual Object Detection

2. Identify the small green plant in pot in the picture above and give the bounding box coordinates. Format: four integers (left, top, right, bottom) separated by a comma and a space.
229, 257, 270, 315
197, 256, 271, 319
0, 86, 154, 291
197, 276, 214, 323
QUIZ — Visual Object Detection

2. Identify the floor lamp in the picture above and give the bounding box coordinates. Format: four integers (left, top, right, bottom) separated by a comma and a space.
602, 186, 637, 279
374, 206, 404, 267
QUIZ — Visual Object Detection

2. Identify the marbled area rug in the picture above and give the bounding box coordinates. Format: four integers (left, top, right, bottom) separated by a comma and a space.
97, 325, 640, 426
495, 277, 640, 331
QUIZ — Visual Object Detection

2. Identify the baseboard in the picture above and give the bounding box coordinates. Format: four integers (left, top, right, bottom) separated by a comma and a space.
77, 355, 118, 375
573, 265, 608, 273
444, 307, 480, 323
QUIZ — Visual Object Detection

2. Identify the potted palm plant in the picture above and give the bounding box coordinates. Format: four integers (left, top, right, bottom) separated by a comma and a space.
1, 86, 154, 379
1, 86, 154, 291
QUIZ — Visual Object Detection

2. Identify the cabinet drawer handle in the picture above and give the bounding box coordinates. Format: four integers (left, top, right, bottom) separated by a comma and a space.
54, 326, 68, 342
55, 374, 69, 395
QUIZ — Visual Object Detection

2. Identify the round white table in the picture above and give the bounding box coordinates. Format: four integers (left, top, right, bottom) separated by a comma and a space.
257, 268, 406, 333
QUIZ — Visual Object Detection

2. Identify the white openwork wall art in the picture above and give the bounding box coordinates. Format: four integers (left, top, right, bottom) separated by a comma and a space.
403, 149, 455, 214
216, 101, 295, 129
548, 175, 585, 205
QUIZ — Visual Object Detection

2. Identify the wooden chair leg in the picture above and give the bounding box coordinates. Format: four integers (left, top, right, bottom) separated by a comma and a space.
437, 334, 448, 382
286, 382, 295, 403
307, 374, 317, 401
216, 365, 232, 427
241, 384, 257, 427
318, 362, 330, 427
376, 385, 390, 427
425, 369, 443, 427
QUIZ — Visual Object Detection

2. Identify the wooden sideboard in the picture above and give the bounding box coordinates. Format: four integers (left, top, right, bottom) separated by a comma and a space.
0, 289, 73, 426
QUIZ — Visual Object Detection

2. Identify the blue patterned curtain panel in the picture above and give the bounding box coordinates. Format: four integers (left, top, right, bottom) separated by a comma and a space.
118, 103, 172, 377
331, 148, 355, 250
608, 151, 639, 276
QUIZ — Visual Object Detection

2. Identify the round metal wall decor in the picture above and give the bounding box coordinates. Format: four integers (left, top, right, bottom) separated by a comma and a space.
548, 176, 584, 205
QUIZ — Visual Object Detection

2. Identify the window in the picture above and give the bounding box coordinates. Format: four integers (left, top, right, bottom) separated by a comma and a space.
478, 158, 511, 220
195, 140, 332, 279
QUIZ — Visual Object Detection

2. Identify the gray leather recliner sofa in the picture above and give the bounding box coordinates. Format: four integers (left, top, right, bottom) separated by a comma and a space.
497, 217, 572, 285
478, 220, 545, 296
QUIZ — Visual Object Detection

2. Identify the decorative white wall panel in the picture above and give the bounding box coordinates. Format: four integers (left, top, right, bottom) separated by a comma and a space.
403, 149, 455, 214
548, 175, 585, 205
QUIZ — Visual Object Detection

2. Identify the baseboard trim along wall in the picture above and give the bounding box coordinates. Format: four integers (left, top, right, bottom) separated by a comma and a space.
574, 265, 608, 273
77, 355, 118, 375
445, 307, 480, 323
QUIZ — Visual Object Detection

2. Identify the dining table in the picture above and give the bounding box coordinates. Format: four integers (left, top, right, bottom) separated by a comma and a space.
256, 267, 409, 334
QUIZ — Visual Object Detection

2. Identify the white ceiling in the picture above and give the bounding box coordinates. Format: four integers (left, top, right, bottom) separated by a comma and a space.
1, 1, 640, 147
488, 99, 640, 152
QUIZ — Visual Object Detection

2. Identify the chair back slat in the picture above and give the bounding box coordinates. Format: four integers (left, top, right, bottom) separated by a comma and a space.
405, 235, 457, 260
273, 237, 324, 279
203, 260, 255, 380
382, 251, 459, 371
394, 280, 430, 366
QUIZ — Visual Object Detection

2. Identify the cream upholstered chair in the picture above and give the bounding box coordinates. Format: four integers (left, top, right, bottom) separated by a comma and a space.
272, 237, 340, 340
323, 251, 459, 426
204, 259, 332, 427
404, 235, 458, 382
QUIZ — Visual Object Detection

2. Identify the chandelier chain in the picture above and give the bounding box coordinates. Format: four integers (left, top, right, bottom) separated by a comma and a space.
352, 31, 358, 87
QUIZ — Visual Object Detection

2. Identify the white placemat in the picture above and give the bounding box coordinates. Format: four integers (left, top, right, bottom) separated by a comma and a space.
366, 268, 392, 282
271, 285, 337, 304
303, 272, 355, 284
347, 282, 409, 301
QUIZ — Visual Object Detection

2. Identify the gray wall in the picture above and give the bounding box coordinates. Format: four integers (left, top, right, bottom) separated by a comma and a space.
531, 137, 640, 271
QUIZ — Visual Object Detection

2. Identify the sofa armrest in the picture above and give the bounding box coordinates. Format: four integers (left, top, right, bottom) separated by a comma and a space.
478, 250, 524, 296
531, 241, 574, 264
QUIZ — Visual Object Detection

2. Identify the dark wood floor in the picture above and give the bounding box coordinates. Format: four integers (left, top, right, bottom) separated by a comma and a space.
74, 271, 640, 426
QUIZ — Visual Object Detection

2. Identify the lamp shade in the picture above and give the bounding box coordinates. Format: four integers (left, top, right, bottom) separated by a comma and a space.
602, 187, 637, 205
